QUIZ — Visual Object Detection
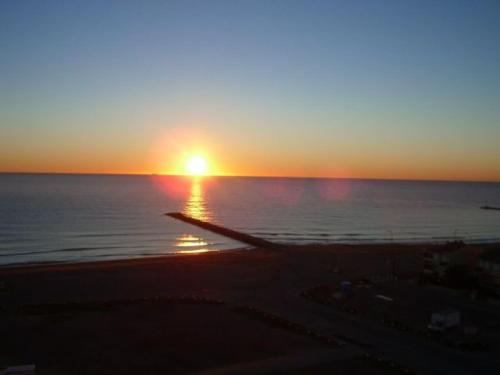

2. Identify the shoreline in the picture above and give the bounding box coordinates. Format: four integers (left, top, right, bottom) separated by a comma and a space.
2, 241, 499, 274
0, 241, 500, 275
0, 247, 255, 273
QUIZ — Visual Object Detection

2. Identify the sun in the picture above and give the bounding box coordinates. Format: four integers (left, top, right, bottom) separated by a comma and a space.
186, 156, 208, 176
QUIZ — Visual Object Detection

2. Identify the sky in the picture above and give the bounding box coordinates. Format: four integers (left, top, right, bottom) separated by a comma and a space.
1, 0, 499, 181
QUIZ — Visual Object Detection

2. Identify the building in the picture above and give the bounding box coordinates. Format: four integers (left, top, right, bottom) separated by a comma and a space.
422, 241, 466, 281
477, 248, 500, 296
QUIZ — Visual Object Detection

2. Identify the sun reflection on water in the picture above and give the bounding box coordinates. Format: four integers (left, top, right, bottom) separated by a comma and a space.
176, 234, 213, 254
175, 178, 217, 254
176, 234, 208, 247
177, 248, 212, 254
183, 178, 210, 221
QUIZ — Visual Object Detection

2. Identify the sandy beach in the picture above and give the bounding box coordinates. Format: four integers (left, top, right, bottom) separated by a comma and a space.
3, 243, 500, 374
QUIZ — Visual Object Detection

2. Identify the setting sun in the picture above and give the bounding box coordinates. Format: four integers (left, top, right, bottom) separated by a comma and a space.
186, 156, 208, 176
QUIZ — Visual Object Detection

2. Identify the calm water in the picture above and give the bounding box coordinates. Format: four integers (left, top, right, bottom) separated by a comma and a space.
1, 174, 499, 266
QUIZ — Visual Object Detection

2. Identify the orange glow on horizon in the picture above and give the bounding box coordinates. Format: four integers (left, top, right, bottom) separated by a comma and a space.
148, 127, 224, 176
2, 161, 499, 182
3, 122, 499, 183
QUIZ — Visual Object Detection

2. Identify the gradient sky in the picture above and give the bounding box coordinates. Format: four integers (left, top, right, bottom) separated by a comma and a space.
1, 0, 499, 181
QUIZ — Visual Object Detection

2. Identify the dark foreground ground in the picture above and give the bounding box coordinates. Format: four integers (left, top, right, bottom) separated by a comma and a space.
1, 244, 499, 374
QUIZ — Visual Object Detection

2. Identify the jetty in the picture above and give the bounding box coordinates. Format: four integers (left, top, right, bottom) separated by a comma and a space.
480, 205, 500, 211
165, 212, 280, 248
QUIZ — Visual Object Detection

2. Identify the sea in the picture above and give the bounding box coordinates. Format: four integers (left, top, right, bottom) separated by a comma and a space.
1, 173, 499, 266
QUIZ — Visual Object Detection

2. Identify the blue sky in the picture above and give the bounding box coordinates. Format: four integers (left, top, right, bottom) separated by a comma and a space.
1, 0, 499, 180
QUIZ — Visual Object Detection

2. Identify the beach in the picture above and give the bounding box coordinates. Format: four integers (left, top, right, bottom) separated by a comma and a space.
3, 242, 500, 374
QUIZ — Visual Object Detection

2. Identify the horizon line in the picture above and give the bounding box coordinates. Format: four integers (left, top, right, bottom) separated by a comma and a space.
1, 171, 499, 184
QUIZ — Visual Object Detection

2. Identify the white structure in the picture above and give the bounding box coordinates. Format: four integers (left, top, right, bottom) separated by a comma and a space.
0, 365, 35, 375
